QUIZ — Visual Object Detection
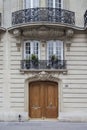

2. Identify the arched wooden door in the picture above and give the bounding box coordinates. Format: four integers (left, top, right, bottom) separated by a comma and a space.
29, 81, 58, 119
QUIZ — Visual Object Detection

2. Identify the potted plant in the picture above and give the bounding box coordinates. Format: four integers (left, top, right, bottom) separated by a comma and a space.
31, 54, 38, 68
51, 55, 58, 62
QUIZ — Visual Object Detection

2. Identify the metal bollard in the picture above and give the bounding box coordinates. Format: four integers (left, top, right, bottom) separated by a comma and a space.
18, 114, 21, 122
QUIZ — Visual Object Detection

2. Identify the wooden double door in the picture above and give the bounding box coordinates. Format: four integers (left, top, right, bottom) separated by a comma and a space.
29, 81, 58, 119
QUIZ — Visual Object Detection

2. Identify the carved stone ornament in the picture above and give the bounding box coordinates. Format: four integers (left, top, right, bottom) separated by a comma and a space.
66, 29, 74, 38
28, 71, 59, 83
23, 26, 64, 40
66, 41, 71, 51
13, 29, 21, 37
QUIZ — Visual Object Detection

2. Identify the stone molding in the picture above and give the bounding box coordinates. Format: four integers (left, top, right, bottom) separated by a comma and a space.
12, 27, 74, 41
12, 26, 65, 40
13, 29, 21, 37
27, 71, 59, 83
22, 26, 65, 40
66, 29, 74, 38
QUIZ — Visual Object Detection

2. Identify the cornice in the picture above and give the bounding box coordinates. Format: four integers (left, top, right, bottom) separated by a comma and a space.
7, 23, 86, 32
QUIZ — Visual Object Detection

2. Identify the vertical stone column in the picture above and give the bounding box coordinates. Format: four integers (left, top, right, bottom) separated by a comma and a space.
3, 32, 11, 119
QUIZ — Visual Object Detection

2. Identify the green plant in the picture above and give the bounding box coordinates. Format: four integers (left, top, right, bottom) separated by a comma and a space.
31, 54, 38, 61
50, 55, 58, 62
31, 54, 38, 67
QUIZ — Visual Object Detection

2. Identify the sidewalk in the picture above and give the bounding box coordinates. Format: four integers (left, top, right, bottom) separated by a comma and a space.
0, 121, 87, 130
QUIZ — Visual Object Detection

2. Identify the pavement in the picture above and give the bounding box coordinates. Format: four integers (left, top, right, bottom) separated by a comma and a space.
0, 121, 87, 130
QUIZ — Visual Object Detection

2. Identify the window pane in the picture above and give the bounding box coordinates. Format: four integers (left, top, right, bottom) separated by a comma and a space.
47, 0, 53, 8
47, 41, 53, 60
33, 41, 39, 57
25, 0, 39, 8
56, 40, 63, 60
56, 41, 61, 60
33, 0, 39, 8
25, 0, 31, 8
25, 42, 31, 59
47, 0, 62, 8
55, 0, 61, 8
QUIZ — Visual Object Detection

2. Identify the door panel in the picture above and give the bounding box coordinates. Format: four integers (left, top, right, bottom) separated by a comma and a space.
29, 82, 58, 119
29, 83, 42, 118
45, 83, 58, 118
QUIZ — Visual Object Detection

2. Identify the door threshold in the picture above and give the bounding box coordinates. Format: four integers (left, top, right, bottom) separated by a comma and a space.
29, 118, 58, 121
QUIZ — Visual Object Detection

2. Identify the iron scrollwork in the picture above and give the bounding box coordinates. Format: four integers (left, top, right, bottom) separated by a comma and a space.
12, 8, 75, 26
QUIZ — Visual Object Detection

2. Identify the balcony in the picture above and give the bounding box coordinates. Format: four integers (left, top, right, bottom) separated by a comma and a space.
12, 8, 75, 26
84, 10, 87, 27
21, 60, 66, 71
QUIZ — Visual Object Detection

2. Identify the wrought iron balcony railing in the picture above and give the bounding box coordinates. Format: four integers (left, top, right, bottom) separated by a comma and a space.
12, 8, 75, 26
84, 10, 87, 26
21, 60, 66, 70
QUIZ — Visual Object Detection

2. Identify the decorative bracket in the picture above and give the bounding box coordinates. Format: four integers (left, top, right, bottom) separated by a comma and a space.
66, 29, 74, 38
13, 29, 21, 51
65, 29, 74, 51
66, 41, 72, 51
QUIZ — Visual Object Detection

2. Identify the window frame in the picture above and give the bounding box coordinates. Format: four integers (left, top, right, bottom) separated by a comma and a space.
23, 40, 40, 60
47, 40, 64, 61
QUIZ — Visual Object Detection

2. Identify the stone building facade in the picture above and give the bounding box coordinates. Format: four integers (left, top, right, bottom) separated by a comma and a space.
0, 0, 87, 121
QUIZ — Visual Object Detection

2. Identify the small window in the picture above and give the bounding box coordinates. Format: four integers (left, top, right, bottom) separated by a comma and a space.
25, 0, 39, 8
47, 40, 63, 60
